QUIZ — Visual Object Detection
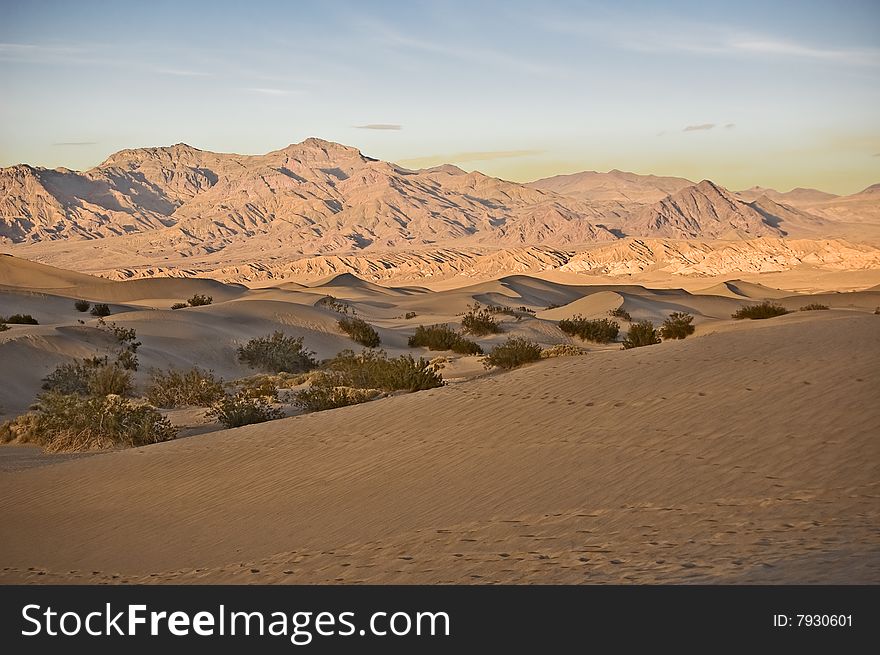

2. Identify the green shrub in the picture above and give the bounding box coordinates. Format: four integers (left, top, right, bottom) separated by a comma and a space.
292, 380, 378, 412
146, 368, 226, 408
187, 293, 213, 307
91, 303, 111, 317
323, 349, 444, 392
4, 314, 38, 325
404, 311, 417, 320
408, 324, 483, 355
609, 307, 632, 321
170, 302, 188, 310
237, 332, 318, 373
558, 316, 620, 343
800, 303, 829, 311
731, 302, 790, 320
98, 321, 141, 370
42, 357, 132, 396
207, 392, 283, 428
0, 392, 175, 452
659, 312, 695, 340
483, 337, 543, 369
74, 299, 91, 312
461, 303, 502, 336
338, 316, 381, 347
622, 321, 662, 349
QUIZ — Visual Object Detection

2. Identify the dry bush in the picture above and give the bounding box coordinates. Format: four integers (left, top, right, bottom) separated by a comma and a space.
799, 303, 829, 311
3, 313, 39, 325
541, 343, 587, 358
408, 324, 483, 355
238, 332, 317, 373
146, 368, 226, 408
231, 375, 279, 401
42, 358, 133, 397
622, 320, 661, 349
207, 392, 283, 428
609, 307, 632, 321
732, 302, 790, 320
461, 303, 503, 336
90, 303, 111, 317
558, 316, 620, 343
338, 316, 381, 347
187, 293, 213, 307
404, 311, 417, 319
323, 349, 443, 392
484, 337, 543, 369
74, 299, 91, 312
292, 379, 379, 412
170, 302, 188, 310
659, 312, 695, 340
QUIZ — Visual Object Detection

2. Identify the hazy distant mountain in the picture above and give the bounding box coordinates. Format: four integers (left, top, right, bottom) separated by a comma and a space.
736, 185, 839, 205
528, 169, 694, 206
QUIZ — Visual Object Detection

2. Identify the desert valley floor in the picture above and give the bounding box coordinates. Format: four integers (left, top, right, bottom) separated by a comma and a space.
0, 254, 878, 584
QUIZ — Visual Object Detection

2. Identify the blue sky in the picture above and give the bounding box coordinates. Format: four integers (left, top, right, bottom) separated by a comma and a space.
1, 0, 879, 193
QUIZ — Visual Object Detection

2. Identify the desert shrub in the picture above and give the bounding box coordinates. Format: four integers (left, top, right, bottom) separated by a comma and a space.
187, 293, 213, 307
231, 375, 279, 401
146, 368, 226, 408
98, 320, 141, 370
622, 320, 662, 349
42, 357, 132, 396
609, 307, 632, 321
659, 312, 695, 340
4, 313, 38, 325
404, 311, 417, 320
74, 299, 91, 312
483, 337, 543, 369
292, 380, 378, 412
207, 392, 283, 428
91, 303, 111, 317
170, 302, 188, 310
541, 343, 587, 358
317, 295, 352, 314
324, 349, 444, 392
558, 316, 620, 343
487, 304, 515, 316
461, 303, 502, 336
516, 306, 536, 315
0, 392, 175, 452
237, 332, 317, 373
408, 324, 483, 355
799, 303, 829, 311
0, 321, 7, 332
338, 316, 381, 347
732, 302, 790, 320
546, 303, 561, 310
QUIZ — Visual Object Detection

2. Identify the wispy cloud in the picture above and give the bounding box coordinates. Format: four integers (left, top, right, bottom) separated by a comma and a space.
398, 150, 543, 169
245, 87, 300, 96
683, 123, 716, 132
52, 141, 97, 146
725, 123, 736, 129
354, 124, 402, 130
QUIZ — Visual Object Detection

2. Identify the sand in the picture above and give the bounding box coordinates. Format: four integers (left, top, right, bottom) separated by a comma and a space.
0, 253, 878, 584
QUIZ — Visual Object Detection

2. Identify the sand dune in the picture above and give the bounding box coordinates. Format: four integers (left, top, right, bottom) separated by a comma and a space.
1, 311, 877, 584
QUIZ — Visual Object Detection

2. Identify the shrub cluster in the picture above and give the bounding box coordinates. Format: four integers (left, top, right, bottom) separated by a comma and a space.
404, 311, 417, 320
237, 332, 317, 373
170, 303, 188, 310
0, 321, 7, 332
317, 295, 352, 314
207, 392, 282, 428
460, 303, 502, 336
231, 376, 279, 401
2, 313, 39, 325
91, 303, 112, 317
731, 302, 790, 320
98, 320, 141, 370
74, 299, 91, 312
338, 316, 381, 347
187, 294, 213, 307
799, 303, 829, 311
609, 307, 632, 321
541, 343, 587, 358
323, 349, 444, 392
0, 392, 175, 453
558, 316, 620, 343
408, 324, 483, 355
146, 368, 226, 408
42, 357, 133, 397
483, 337, 543, 369
622, 321, 662, 349
659, 312, 695, 340
292, 383, 378, 412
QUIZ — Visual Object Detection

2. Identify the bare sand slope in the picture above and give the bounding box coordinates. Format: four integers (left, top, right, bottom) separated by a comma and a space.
1, 312, 877, 584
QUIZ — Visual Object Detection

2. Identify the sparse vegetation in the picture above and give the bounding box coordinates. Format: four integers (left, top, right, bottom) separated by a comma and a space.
74, 299, 91, 312
317, 295, 352, 314
146, 368, 226, 408
800, 303, 829, 311
659, 312, 695, 340
90, 303, 111, 317
322, 349, 444, 392
42, 357, 133, 397
0, 392, 175, 453
186, 293, 213, 307
483, 337, 543, 369
338, 316, 381, 347
237, 332, 318, 373
408, 324, 483, 355
541, 343, 587, 358
207, 392, 282, 428
732, 301, 790, 320
461, 303, 502, 336
558, 316, 620, 343
486, 304, 516, 316
3, 314, 39, 325
404, 311, 417, 319
170, 302, 188, 310
622, 320, 662, 349
292, 382, 378, 412
98, 320, 141, 370
231, 375, 280, 401
609, 307, 632, 321
0, 321, 7, 332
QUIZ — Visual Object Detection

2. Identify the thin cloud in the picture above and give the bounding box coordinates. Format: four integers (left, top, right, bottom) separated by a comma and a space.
725, 123, 736, 129
53, 141, 98, 146
353, 124, 402, 130
683, 123, 716, 132
152, 68, 211, 77
398, 150, 543, 169
245, 87, 300, 96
